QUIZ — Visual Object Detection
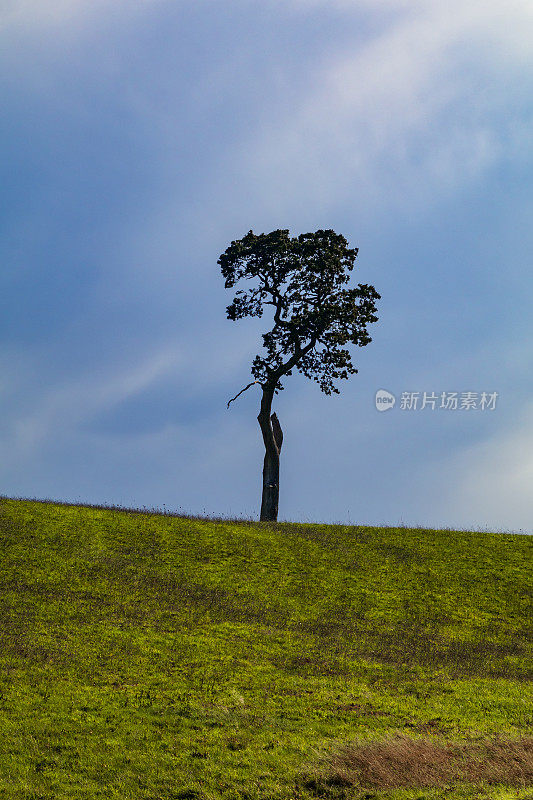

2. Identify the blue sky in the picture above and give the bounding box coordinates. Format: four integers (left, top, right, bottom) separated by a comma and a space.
1, 0, 532, 532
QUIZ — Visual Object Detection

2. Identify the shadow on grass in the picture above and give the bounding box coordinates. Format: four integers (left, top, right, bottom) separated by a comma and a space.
288, 615, 531, 682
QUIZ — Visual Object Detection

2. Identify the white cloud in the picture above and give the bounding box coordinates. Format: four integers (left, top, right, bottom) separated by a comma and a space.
236, 0, 533, 217
419, 403, 533, 534
5, 0, 531, 224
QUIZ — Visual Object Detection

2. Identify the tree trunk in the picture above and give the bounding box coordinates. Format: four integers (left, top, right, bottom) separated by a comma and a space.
257, 388, 283, 522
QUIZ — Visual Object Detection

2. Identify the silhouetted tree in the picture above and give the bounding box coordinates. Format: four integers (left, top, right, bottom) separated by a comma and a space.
219, 229, 380, 522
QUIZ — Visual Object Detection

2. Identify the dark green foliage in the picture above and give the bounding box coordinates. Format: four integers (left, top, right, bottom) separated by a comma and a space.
218, 229, 380, 393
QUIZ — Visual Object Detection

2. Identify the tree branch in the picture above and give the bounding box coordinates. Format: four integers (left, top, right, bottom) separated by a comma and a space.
276, 336, 317, 379
227, 381, 261, 408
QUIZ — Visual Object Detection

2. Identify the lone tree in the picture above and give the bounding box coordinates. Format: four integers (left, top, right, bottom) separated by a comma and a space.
219, 229, 380, 522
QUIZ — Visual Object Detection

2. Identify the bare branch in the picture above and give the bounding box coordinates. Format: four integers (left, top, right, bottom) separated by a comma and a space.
227, 380, 261, 409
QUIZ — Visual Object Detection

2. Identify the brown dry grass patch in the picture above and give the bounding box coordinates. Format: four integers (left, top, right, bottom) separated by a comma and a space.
301, 733, 533, 792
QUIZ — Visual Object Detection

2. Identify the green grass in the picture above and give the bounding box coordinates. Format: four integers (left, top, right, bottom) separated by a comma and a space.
0, 496, 531, 800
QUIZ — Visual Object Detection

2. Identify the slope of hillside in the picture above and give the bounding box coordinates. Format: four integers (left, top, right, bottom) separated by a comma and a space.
0, 497, 531, 799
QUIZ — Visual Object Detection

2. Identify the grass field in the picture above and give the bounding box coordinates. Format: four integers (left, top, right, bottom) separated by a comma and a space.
0, 496, 531, 799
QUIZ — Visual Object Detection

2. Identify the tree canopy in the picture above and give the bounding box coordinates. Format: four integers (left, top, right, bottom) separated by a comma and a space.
219, 228, 381, 395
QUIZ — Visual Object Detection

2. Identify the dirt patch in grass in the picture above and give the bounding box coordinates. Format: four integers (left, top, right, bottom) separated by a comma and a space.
300, 733, 533, 792
403, 718, 453, 735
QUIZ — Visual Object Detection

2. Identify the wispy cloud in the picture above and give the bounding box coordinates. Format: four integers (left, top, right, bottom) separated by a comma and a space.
235, 0, 533, 217
0, 0, 141, 30
1, 321, 257, 461
4, 346, 182, 458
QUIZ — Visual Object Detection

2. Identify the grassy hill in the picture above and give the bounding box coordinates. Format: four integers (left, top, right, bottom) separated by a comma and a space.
0, 496, 531, 800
